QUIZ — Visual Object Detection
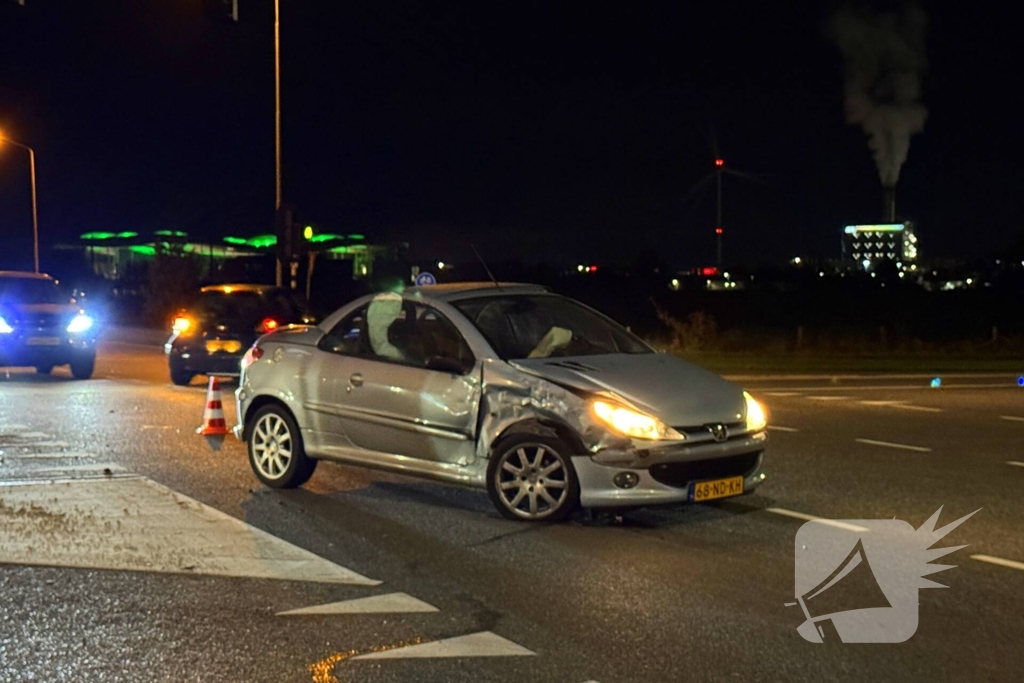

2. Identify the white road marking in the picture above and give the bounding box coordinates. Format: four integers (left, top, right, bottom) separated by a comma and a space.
765, 507, 869, 533
353, 632, 534, 660
753, 383, 1014, 392
806, 396, 850, 401
0, 476, 379, 585
971, 555, 1024, 572
1000, 415, 1024, 423
1006, 461, 1024, 468
894, 404, 943, 413
858, 400, 943, 413
855, 438, 932, 453
765, 392, 802, 397
277, 592, 438, 616
6, 431, 51, 439
8, 442, 71, 450
767, 425, 800, 433
1, 452, 93, 459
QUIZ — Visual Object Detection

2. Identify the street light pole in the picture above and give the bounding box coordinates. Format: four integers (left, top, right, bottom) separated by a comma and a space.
274, 0, 284, 287
0, 134, 40, 273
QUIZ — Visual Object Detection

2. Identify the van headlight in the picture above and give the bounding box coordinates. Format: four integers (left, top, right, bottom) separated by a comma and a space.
67, 314, 94, 334
592, 399, 684, 440
0, 316, 12, 334
744, 391, 767, 432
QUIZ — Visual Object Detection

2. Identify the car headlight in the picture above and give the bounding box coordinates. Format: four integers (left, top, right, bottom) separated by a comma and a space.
591, 399, 683, 440
744, 391, 767, 432
66, 314, 94, 334
172, 316, 194, 334
0, 316, 12, 334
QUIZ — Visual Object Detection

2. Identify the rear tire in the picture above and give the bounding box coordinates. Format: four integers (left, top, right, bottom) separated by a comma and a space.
70, 353, 95, 380
246, 404, 317, 488
486, 433, 580, 522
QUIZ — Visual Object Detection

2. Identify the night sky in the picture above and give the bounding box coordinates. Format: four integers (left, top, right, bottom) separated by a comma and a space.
0, 0, 1021, 273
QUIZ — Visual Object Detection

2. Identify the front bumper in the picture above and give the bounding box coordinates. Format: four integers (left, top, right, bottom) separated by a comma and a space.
0, 335, 95, 367
574, 431, 767, 507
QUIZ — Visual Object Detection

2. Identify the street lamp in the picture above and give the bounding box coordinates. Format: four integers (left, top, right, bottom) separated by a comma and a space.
0, 132, 40, 273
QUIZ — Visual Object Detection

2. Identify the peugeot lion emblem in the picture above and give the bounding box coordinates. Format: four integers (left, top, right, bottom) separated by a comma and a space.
708, 423, 728, 442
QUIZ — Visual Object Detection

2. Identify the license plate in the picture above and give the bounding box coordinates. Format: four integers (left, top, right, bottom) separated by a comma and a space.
689, 476, 744, 502
26, 337, 61, 346
206, 340, 242, 354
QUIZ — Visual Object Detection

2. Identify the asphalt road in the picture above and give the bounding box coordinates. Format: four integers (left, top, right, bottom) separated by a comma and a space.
1, 341, 1022, 682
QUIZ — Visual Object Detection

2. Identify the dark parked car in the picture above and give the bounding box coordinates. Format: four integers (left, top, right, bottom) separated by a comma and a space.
165, 284, 313, 386
0, 271, 98, 379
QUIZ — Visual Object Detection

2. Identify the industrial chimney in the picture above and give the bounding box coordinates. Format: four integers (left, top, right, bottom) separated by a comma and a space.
882, 186, 896, 223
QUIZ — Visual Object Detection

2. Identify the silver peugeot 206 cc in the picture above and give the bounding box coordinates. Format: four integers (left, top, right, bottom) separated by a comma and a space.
235, 283, 767, 521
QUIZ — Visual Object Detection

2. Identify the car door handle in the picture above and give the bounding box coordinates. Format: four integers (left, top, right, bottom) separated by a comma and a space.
349, 373, 364, 388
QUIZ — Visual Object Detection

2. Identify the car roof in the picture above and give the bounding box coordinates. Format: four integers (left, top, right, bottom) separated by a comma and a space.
406, 282, 549, 303
0, 271, 55, 280
199, 283, 279, 294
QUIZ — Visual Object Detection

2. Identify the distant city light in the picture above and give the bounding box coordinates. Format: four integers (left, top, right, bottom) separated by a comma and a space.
715, 227, 724, 235
862, 259, 871, 270
792, 256, 802, 265
437, 261, 446, 270
577, 264, 584, 272
714, 158, 724, 167
670, 278, 680, 289
303, 226, 313, 240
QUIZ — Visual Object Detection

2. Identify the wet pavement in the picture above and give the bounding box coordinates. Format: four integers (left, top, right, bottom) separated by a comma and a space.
0, 342, 1022, 682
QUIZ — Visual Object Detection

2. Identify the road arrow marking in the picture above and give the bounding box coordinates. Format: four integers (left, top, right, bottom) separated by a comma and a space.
353, 631, 535, 660
278, 592, 438, 616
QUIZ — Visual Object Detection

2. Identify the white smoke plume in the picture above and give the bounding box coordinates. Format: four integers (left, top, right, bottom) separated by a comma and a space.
828, 2, 928, 188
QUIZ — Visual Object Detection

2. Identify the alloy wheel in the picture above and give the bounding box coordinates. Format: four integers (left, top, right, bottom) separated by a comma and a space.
494, 443, 570, 520
251, 413, 293, 480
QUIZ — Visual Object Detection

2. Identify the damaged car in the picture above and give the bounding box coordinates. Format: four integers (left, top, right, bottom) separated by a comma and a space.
235, 283, 767, 521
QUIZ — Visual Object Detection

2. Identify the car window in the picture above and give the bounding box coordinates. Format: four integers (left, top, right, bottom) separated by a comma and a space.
321, 297, 474, 371
197, 289, 304, 323
453, 294, 652, 360
0, 277, 68, 305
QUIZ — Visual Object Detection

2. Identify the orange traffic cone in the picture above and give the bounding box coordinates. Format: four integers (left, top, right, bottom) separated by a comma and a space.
198, 376, 230, 436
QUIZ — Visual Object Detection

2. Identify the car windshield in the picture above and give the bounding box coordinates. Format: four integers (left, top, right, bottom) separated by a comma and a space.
0, 277, 68, 305
453, 293, 652, 360
196, 289, 304, 323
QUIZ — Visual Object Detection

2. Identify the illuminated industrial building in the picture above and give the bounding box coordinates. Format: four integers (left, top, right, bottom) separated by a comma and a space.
841, 222, 918, 272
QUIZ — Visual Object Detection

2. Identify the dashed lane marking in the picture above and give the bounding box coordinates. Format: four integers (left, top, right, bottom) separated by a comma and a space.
352, 631, 535, 660
1000, 416, 1024, 423
806, 396, 850, 401
766, 425, 799, 433
0, 475, 379, 585
971, 555, 1024, 572
765, 392, 803, 397
278, 592, 438, 616
858, 400, 943, 413
765, 507, 869, 533
855, 438, 932, 453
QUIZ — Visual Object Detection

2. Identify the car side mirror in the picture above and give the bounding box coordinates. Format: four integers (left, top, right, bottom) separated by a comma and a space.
425, 355, 470, 375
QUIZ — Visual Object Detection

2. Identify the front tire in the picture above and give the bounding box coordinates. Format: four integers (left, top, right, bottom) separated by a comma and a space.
69, 353, 95, 380
246, 404, 317, 488
169, 362, 194, 386
486, 434, 580, 522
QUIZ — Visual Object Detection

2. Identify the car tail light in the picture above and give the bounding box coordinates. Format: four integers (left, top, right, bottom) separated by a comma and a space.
241, 345, 264, 370
257, 317, 279, 334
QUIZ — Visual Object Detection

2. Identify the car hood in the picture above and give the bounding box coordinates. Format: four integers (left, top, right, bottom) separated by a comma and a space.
0, 302, 78, 320
510, 353, 746, 427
